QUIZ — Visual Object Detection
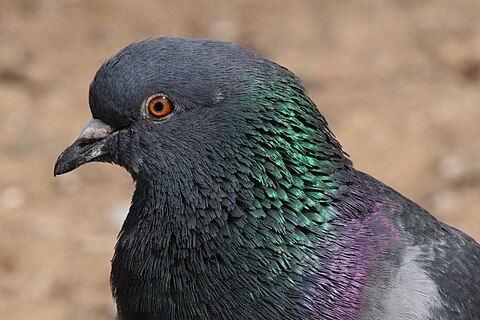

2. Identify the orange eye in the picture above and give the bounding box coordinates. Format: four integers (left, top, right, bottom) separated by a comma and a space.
147, 95, 174, 118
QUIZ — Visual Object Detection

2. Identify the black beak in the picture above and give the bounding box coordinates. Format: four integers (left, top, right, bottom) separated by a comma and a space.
54, 119, 114, 176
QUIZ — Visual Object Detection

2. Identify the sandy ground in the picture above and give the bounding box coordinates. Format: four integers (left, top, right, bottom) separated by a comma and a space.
0, 1, 479, 319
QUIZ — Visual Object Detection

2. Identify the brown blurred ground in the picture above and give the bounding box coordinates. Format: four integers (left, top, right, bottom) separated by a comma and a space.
0, 0, 479, 319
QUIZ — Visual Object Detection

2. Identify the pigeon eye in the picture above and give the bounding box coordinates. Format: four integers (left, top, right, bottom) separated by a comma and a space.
146, 95, 174, 118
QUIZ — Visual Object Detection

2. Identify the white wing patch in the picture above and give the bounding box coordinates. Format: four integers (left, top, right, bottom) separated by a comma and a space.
383, 247, 440, 319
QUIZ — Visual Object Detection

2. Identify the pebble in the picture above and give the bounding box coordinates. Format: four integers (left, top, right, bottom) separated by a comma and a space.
0, 186, 26, 210
438, 155, 468, 181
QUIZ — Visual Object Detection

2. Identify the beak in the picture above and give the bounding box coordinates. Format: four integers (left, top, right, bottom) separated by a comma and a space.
54, 119, 114, 176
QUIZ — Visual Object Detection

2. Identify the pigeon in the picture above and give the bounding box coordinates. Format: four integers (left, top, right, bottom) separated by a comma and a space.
54, 37, 480, 320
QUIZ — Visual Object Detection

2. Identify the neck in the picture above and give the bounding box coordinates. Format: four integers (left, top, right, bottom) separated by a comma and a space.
111, 164, 369, 319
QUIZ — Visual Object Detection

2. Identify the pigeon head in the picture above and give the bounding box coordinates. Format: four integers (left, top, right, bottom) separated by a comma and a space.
54, 37, 349, 184
56, 38, 247, 177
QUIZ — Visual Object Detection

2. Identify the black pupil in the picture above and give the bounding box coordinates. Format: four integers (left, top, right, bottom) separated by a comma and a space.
153, 102, 164, 113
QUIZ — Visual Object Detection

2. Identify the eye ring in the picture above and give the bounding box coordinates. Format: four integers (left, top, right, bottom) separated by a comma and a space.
146, 94, 174, 118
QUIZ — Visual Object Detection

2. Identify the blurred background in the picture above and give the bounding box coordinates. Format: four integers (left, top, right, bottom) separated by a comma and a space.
1, 0, 479, 319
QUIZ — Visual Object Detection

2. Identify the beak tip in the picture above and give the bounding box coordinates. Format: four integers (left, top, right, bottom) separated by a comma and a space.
53, 149, 78, 177
53, 165, 61, 177
53, 156, 65, 177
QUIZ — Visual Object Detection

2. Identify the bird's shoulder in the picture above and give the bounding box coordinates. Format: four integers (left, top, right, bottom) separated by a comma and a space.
350, 171, 480, 319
